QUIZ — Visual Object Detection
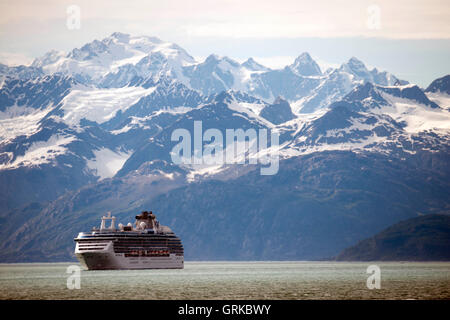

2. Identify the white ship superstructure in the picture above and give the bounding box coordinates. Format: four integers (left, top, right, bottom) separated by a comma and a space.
74, 211, 183, 270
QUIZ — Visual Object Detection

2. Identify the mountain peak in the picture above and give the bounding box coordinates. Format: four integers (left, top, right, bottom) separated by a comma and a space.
213, 90, 234, 104
296, 52, 313, 62
31, 50, 66, 68
342, 81, 387, 109
338, 56, 372, 80
347, 56, 366, 67
202, 55, 240, 69
109, 32, 130, 42
205, 54, 220, 63
108, 32, 164, 45
378, 84, 440, 109
273, 96, 288, 104
342, 57, 368, 72
425, 74, 450, 95
260, 95, 295, 124
241, 57, 269, 71
290, 52, 321, 76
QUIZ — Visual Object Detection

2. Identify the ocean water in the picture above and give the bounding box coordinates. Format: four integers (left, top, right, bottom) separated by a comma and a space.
0, 261, 449, 300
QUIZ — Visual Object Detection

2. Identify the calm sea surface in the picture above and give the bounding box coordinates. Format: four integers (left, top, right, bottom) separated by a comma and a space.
0, 261, 449, 300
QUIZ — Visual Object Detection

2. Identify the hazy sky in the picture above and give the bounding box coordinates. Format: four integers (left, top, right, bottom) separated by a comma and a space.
0, 0, 449, 87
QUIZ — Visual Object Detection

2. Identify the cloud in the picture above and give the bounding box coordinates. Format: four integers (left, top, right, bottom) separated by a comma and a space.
0, 51, 33, 66
0, 0, 449, 40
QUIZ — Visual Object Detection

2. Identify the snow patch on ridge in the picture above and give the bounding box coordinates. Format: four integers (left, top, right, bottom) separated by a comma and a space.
281, 133, 390, 158
61, 85, 156, 127
377, 93, 450, 134
0, 134, 76, 169
426, 92, 450, 111
227, 101, 274, 128
86, 148, 133, 180
0, 108, 50, 142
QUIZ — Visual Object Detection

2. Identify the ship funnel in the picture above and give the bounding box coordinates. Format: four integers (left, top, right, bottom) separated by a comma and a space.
100, 216, 106, 230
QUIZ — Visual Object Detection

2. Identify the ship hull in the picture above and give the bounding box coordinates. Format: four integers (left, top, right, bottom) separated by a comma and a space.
75, 239, 184, 270
76, 252, 184, 270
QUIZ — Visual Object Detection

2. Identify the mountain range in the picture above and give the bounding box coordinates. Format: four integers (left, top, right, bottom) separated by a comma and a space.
0, 33, 449, 262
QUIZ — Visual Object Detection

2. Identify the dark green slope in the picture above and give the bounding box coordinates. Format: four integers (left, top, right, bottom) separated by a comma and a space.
336, 214, 450, 261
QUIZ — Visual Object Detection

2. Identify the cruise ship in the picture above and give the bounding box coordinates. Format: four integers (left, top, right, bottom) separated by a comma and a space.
74, 211, 184, 270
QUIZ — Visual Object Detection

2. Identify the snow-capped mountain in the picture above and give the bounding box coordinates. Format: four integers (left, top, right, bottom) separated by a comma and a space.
1, 32, 447, 194
0, 32, 449, 262
295, 57, 407, 113
425, 75, 450, 111
289, 52, 322, 76
30, 33, 406, 113
0, 64, 43, 83
283, 82, 450, 160
32, 32, 196, 86
260, 97, 296, 124
426, 74, 450, 95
